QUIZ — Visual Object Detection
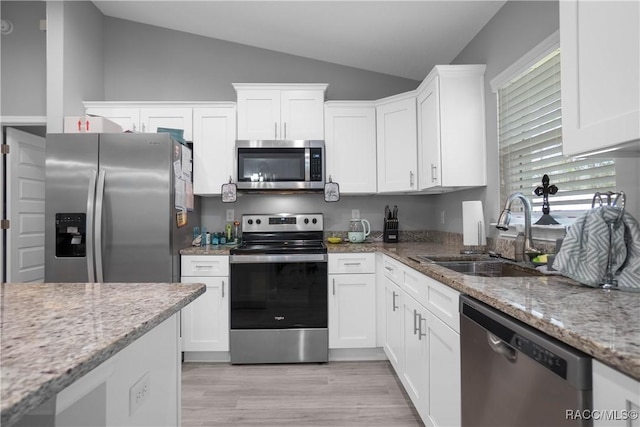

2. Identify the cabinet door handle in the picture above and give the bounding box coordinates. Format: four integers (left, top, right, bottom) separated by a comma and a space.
410, 171, 415, 186
392, 291, 398, 311
413, 309, 419, 335
222, 280, 225, 298
142, 123, 146, 133
418, 314, 426, 340
332, 278, 336, 295
132, 122, 136, 132
343, 262, 361, 267
275, 122, 278, 139
385, 266, 394, 272
431, 164, 437, 182
284, 122, 287, 139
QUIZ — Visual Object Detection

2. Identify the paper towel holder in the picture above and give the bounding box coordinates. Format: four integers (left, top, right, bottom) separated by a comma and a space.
461, 200, 487, 254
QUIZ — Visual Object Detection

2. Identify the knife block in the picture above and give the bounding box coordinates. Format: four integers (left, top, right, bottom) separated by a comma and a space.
383, 219, 399, 243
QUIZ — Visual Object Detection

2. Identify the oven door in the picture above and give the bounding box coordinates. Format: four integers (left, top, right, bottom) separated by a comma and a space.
229, 253, 328, 329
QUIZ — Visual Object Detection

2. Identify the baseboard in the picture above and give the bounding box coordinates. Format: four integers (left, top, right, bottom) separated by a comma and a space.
182, 348, 388, 363
182, 351, 230, 363
329, 347, 387, 362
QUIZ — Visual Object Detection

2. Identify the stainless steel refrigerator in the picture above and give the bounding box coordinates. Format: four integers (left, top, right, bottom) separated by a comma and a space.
45, 133, 198, 283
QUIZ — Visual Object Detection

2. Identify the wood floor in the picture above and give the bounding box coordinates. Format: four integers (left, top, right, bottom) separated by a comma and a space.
182, 361, 423, 426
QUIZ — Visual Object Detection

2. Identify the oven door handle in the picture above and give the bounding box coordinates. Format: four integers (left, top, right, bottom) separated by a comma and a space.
230, 254, 328, 263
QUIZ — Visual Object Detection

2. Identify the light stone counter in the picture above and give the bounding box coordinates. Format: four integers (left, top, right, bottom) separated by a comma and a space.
0, 282, 205, 427
180, 240, 640, 380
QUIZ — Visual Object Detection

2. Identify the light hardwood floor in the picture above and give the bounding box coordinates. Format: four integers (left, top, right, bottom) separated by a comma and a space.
182, 361, 423, 426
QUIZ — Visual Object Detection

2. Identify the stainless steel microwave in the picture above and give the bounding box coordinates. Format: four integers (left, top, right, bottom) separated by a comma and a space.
235, 140, 325, 191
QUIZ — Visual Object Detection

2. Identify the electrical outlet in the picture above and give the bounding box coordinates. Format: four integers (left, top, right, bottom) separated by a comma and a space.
441, 210, 446, 225
226, 209, 235, 222
129, 372, 150, 416
352, 209, 360, 219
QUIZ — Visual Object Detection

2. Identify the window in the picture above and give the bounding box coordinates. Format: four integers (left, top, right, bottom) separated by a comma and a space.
496, 43, 616, 216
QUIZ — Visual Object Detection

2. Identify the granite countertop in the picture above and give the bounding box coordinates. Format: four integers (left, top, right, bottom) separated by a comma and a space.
0, 282, 206, 427
183, 240, 639, 380
334, 241, 640, 381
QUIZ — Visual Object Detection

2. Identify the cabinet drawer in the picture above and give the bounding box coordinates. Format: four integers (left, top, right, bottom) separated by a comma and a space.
382, 256, 403, 284
423, 274, 460, 332
181, 255, 229, 277
329, 253, 375, 274
402, 267, 429, 308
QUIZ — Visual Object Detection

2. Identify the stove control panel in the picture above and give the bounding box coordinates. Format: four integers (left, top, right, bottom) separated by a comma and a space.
242, 213, 323, 233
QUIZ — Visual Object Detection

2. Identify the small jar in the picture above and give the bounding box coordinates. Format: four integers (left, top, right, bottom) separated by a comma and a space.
220, 234, 227, 245
211, 232, 220, 246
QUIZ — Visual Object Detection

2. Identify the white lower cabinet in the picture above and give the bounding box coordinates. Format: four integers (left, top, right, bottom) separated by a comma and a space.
592, 360, 640, 427
382, 254, 461, 427
425, 310, 461, 427
328, 253, 376, 349
180, 256, 229, 352
401, 293, 428, 410
383, 275, 404, 372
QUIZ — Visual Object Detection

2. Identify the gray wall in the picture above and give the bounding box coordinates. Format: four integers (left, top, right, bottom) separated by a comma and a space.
435, 0, 561, 237
102, 17, 419, 102
201, 194, 435, 235
1, 1, 46, 117
46, 1, 104, 132
100, 14, 433, 231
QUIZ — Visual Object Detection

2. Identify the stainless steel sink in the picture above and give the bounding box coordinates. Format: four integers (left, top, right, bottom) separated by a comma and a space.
432, 260, 542, 277
409, 255, 542, 277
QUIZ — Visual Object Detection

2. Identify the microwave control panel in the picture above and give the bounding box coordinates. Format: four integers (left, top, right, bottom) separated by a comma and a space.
310, 148, 323, 181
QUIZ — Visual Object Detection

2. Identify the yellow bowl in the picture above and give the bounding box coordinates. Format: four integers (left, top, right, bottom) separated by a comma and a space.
327, 237, 342, 244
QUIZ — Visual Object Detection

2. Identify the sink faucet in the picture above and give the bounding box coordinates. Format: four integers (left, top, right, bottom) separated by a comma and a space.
496, 192, 542, 263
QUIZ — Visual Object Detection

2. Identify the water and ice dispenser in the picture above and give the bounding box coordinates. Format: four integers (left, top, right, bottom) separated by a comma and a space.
55, 213, 86, 257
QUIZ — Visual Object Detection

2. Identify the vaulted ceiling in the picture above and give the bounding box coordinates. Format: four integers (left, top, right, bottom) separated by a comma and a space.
92, 1, 506, 81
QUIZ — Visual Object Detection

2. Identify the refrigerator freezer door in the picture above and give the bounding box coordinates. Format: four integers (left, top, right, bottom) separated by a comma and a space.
45, 134, 100, 282
98, 134, 174, 282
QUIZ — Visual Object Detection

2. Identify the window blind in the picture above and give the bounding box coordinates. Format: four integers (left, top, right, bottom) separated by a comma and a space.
498, 49, 616, 213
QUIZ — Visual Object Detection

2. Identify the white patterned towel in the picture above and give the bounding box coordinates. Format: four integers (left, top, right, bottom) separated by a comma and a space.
553, 206, 640, 289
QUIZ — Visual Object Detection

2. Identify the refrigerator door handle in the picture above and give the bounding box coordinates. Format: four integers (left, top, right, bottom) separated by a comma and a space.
86, 169, 98, 282
95, 169, 106, 283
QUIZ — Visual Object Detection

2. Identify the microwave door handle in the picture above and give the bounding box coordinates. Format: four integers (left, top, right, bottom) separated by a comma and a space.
305, 148, 311, 181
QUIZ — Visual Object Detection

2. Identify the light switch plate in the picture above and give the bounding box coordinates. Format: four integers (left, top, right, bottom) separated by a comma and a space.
352, 209, 360, 219
226, 209, 235, 222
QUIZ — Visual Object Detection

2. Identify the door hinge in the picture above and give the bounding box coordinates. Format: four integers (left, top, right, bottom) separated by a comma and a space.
1, 144, 9, 155
1, 219, 9, 230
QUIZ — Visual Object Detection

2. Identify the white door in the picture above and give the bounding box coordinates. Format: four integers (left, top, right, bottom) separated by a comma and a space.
5, 128, 46, 283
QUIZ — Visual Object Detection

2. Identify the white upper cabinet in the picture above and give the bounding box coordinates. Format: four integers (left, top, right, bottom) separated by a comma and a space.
140, 108, 193, 141
416, 65, 487, 192
234, 84, 327, 140
84, 103, 140, 132
376, 93, 418, 193
192, 105, 237, 195
324, 101, 377, 194
84, 102, 194, 141
560, 0, 640, 156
